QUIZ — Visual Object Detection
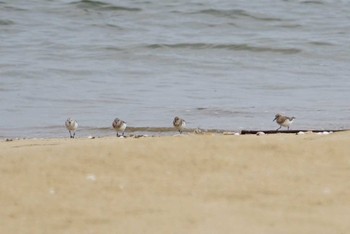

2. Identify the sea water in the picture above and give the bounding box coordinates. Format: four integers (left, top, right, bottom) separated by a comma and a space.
1, 0, 350, 138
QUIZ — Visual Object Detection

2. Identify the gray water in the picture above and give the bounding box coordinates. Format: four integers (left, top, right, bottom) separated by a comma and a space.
1, 0, 350, 138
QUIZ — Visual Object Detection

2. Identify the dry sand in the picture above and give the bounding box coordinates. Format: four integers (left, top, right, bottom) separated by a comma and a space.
0, 132, 349, 234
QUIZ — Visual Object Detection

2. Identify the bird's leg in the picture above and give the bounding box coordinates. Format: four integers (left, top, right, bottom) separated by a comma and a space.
69, 131, 72, 138
276, 126, 281, 131
116, 132, 119, 137
72, 132, 75, 138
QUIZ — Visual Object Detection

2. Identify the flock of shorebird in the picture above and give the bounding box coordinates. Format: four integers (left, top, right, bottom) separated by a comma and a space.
65, 114, 295, 139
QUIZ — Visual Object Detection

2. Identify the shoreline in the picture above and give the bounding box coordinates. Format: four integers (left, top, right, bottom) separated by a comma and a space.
1, 128, 347, 142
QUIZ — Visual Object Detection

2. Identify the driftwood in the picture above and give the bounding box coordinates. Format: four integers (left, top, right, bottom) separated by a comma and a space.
240, 129, 347, 135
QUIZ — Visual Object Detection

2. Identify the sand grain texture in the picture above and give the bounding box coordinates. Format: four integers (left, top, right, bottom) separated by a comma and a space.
1, 133, 350, 233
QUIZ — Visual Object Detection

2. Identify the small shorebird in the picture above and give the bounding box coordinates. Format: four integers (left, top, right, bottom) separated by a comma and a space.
113, 118, 127, 137
65, 118, 78, 138
173, 116, 186, 134
273, 114, 295, 131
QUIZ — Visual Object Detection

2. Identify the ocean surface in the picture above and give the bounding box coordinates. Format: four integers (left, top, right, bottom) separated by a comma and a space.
1, 0, 350, 138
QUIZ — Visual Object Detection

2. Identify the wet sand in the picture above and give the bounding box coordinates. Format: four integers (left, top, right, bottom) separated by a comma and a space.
1, 132, 349, 233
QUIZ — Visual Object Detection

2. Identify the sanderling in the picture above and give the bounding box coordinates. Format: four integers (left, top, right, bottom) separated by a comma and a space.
173, 116, 186, 134
113, 118, 127, 137
65, 118, 78, 138
273, 114, 295, 131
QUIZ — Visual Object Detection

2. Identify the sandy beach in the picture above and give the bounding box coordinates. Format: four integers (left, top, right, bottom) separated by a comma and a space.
1, 132, 349, 234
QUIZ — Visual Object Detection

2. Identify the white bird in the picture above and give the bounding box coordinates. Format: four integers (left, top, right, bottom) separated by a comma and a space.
65, 118, 78, 138
112, 118, 127, 137
173, 116, 186, 134
273, 114, 295, 131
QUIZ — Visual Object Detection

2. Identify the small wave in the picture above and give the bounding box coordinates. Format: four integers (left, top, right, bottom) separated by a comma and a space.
193, 9, 283, 22
277, 23, 302, 29
194, 107, 253, 117
146, 43, 301, 54
104, 23, 124, 29
103, 46, 123, 51
0, 2, 27, 11
308, 41, 334, 46
71, 0, 142, 12
300, 0, 324, 4
0, 19, 15, 25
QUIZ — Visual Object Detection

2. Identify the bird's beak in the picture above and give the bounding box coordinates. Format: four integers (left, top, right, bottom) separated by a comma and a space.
273, 117, 277, 122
